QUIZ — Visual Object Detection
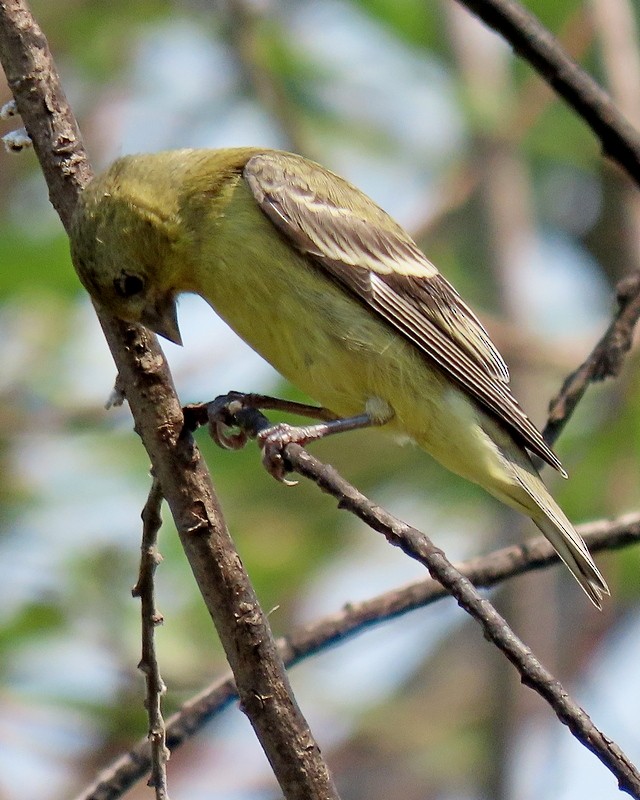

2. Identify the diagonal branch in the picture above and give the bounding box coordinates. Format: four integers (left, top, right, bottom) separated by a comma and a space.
544, 272, 640, 446
284, 443, 640, 797
0, 4, 339, 800
454, 0, 640, 186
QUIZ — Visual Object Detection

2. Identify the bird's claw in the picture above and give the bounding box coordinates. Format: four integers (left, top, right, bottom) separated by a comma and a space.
257, 423, 303, 486
211, 420, 249, 451
206, 395, 250, 451
205, 395, 313, 485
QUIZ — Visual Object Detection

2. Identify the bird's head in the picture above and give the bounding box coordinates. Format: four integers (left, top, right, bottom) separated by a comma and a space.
70, 158, 184, 345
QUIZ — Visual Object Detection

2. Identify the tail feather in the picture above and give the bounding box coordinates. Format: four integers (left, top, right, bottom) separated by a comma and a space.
511, 461, 609, 609
533, 516, 608, 608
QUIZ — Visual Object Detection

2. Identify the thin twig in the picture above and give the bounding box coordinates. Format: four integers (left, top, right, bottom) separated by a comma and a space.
454, 0, 640, 186
544, 272, 640, 446
0, 5, 340, 800
73, 512, 640, 800
132, 478, 170, 800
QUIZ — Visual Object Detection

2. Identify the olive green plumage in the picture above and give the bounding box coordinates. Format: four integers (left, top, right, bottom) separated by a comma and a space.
70, 147, 608, 607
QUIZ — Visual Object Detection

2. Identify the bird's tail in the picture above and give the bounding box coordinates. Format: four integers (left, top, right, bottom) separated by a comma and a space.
506, 459, 609, 609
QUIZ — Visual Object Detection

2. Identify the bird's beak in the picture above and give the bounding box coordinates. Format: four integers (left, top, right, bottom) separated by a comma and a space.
140, 293, 183, 346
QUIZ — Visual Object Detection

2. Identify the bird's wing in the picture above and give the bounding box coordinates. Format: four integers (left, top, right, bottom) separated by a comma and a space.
244, 151, 563, 473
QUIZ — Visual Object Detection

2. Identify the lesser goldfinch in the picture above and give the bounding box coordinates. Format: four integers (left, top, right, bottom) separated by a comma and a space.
70, 148, 608, 606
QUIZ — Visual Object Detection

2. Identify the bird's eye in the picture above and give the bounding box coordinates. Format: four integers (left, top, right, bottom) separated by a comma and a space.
114, 272, 145, 298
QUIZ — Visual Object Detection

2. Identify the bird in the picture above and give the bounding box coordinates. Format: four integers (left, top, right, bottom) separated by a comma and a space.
70, 147, 609, 607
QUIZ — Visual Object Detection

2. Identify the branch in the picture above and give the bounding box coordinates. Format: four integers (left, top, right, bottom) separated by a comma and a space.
132, 479, 170, 800
0, 4, 339, 799
284, 444, 640, 797
544, 272, 640, 446
74, 512, 640, 800
454, 0, 640, 186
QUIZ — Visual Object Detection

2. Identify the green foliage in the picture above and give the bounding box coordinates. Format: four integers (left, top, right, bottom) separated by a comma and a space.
0, 226, 76, 297
0, 602, 65, 657
353, 0, 441, 50
30, 0, 173, 76
524, 100, 601, 167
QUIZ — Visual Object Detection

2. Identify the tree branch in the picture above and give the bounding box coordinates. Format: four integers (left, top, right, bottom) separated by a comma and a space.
0, 4, 339, 799
132, 479, 170, 800
74, 512, 640, 800
283, 444, 640, 797
454, 0, 640, 186
544, 272, 640, 446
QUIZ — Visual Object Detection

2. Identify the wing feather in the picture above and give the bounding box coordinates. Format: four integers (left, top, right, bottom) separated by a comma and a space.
244, 151, 563, 473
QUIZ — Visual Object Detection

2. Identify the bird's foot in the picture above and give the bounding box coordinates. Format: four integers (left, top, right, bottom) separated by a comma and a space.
205, 392, 258, 451
257, 422, 334, 485
257, 413, 378, 484
195, 392, 380, 486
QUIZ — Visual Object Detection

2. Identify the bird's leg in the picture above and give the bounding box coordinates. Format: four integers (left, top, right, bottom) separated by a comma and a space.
226, 392, 338, 422
191, 391, 337, 452
194, 391, 392, 484
259, 398, 394, 483
258, 413, 382, 484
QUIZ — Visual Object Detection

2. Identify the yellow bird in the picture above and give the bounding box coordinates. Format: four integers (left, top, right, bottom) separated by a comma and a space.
70, 147, 609, 607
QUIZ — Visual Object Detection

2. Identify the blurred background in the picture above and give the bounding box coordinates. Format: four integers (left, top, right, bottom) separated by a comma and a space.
1, 0, 639, 798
